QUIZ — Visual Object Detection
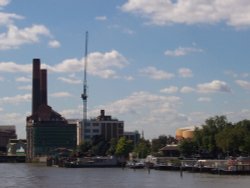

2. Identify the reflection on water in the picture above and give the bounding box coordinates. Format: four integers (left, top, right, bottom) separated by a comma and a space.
1, 163, 250, 188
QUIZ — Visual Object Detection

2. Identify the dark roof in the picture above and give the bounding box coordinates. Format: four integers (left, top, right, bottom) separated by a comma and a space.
160, 145, 179, 151
27, 104, 66, 122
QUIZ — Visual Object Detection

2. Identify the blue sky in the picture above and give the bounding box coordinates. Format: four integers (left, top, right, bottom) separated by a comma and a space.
1, 0, 250, 139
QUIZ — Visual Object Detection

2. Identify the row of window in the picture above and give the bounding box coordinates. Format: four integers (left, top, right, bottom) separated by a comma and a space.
89, 123, 124, 128
84, 129, 99, 133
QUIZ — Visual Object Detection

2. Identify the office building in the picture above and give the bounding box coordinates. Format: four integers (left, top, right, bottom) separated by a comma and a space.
82, 110, 124, 142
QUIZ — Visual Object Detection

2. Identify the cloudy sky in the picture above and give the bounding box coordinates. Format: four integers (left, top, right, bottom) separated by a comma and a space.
1, 0, 250, 139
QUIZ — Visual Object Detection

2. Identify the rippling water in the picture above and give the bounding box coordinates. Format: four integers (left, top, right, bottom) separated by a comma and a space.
1, 163, 250, 188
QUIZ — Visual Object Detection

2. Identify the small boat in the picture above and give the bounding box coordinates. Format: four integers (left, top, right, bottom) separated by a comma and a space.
127, 161, 145, 169
64, 156, 119, 168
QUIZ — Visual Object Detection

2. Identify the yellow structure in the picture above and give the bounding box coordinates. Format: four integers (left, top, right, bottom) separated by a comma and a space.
176, 127, 195, 140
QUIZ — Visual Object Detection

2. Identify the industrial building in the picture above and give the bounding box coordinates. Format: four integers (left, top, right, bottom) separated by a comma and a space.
26, 59, 76, 162
82, 110, 124, 142
0, 126, 17, 154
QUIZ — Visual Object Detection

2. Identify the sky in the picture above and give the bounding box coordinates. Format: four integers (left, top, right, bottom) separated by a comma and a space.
1, 0, 250, 139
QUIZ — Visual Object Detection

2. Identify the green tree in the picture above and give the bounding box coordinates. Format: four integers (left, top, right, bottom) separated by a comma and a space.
106, 138, 118, 156
133, 138, 151, 158
115, 137, 133, 158
193, 115, 230, 158
178, 139, 197, 157
78, 141, 91, 154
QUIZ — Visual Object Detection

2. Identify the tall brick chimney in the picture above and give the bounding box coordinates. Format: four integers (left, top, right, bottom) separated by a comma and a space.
32, 59, 41, 115
40, 69, 47, 106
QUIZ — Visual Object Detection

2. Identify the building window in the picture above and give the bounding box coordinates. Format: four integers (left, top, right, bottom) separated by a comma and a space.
93, 129, 99, 133
85, 135, 90, 139
84, 129, 90, 133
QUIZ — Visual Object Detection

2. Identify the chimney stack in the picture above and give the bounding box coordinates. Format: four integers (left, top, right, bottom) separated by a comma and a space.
32, 59, 41, 115
100, 110, 105, 117
40, 69, 47, 106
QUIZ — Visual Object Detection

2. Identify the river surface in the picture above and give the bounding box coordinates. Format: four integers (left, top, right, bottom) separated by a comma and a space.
1, 163, 250, 188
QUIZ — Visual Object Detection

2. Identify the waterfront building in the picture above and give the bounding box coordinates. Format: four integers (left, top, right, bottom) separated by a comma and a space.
0, 126, 17, 153
67, 119, 82, 145
26, 59, 76, 162
159, 144, 180, 157
82, 110, 124, 142
124, 131, 140, 146
7, 139, 26, 156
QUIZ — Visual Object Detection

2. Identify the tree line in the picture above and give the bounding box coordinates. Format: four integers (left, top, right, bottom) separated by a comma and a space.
77, 134, 177, 159
179, 116, 250, 158
77, 115, 250, 159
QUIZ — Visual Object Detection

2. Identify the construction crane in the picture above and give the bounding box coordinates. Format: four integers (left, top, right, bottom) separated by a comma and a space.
81, 31, 88, 122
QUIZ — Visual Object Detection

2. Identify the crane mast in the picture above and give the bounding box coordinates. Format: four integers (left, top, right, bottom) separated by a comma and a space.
81, 31, 88, 122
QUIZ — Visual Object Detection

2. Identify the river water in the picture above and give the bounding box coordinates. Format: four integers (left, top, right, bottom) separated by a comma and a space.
1, 163, 250, 188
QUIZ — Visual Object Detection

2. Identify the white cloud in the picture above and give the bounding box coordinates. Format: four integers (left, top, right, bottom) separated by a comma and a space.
95, 16, 107, 21
17, 85, 32, 91
0, 0, 10, 7
48, 40, 60, 48
165, 46, 203, 57
60, 105, 82, 119
0, 12, 23, 26
235, 80, 250, 90
50, 92, 72, 98
0, 24, 51, 50
58, 77, 81, 84
47, 50, 128, 79
224, 109, 250, 124
178, 68, 193, 78
88, 50, 128, 78
180, 86, 195, 93
124, 76, 134, 81
224, 70, 249, 78
0, 50, 129, 79
0, 61, 31, 72
122, 0, 250, 28
0, 76, 4, 81
139, 66, 175, 80
0, 94, 31, 104
197, 97, 212, 102
224, 70, 238, 78
160, 86, 178, 94
90, 91, 181, 115
88, 91, 186, 138
197, 80, 231, 93
16, 76, 31, 82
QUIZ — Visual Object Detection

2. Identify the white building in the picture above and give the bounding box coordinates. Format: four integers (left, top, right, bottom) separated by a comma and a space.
82, 110, 124, 142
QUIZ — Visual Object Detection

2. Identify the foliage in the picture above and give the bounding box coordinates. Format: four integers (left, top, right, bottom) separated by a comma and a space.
178, 139, 197, 158
179, 116, 250, 158
78, 141, 91, 154
133, 138, 151, 158
106, 138, 118, 156
151, 135, 177, 153
115, 137, 134, 158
